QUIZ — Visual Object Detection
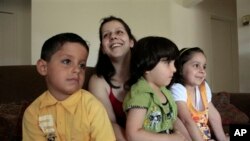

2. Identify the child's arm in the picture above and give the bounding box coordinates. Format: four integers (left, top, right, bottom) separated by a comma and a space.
88, 75, 126, 141
208, 102, 229, 141
176, 101, 204, 141
174, 117, 192, 141
126, 108, 187, 141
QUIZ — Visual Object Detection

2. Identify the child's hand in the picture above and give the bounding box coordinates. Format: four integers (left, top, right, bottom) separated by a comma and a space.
225, 134, 230, 141
173, 131, 189, 141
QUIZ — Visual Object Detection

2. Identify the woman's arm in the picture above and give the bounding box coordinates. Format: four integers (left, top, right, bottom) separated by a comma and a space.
208, 102, 229, 141
176, 101, 204, 141
88, 74, 127, 141
126, 108, 187, 141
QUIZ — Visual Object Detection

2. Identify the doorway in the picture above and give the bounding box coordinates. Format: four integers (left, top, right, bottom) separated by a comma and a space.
210, 17, 237, 92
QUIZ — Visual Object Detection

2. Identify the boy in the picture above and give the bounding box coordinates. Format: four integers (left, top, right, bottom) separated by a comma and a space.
22, 33, 115, 141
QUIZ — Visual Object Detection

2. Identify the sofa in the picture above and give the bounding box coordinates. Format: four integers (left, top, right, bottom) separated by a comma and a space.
0, 65, 249, 140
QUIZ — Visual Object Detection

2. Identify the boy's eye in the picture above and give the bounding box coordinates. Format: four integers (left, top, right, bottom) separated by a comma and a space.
62, 59, 71, 65
79, 63, 86, 69
203, 65, 207, 70
163, 60, 169, 64
161, 58, 171, 64
194, 64, 199, 68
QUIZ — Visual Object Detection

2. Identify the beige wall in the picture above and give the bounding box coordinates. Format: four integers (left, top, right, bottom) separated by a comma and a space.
237, 0, 250, 92
0, 0, 31, 65
32, 0, 239, 92
32, 0, 215, 67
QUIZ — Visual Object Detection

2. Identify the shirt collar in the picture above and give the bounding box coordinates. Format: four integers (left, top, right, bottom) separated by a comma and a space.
131, 77, 174, 109
40, 90, 82, 114
132, 77, 154, 94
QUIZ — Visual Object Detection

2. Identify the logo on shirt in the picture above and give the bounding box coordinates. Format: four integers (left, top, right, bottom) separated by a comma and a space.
149, 110, 162, 129
39, 115, 56, 141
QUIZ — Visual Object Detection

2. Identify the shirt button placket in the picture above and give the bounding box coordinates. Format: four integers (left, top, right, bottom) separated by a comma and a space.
56, 102, 66, 140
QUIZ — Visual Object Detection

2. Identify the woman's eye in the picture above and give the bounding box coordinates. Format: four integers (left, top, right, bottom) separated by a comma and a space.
102, 33, 109, 39
62, 59, 71, 65
116, 30, 124, 35
103, 34, 107, 38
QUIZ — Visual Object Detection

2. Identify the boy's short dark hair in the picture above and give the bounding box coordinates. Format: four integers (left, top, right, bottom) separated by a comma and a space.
41, 33, 89, 61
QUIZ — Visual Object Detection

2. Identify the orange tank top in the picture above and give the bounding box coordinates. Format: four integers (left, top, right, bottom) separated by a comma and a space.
187, 81, 211, 140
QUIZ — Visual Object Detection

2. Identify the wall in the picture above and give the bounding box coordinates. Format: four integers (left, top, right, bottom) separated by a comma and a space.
31, 0, 177, 66
32, 0, 239, 92
0, 0, 31, 65
32, 0, 216, 67
237, 0, 250, 92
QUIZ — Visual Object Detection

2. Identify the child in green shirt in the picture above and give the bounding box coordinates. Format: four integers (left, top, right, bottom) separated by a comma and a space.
123, 36, 190, 141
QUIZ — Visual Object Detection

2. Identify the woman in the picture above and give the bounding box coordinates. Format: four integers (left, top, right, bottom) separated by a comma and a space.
88, 16, 136, 141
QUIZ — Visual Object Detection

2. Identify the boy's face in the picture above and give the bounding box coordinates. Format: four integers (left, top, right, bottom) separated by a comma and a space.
37, 42, 88, 100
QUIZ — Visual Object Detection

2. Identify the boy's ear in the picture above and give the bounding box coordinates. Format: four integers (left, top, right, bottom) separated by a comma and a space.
36, 59, 48, 76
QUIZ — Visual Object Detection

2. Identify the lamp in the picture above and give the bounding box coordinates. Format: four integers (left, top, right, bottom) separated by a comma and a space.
179, 0, 204, 8
242, 15, 250, 26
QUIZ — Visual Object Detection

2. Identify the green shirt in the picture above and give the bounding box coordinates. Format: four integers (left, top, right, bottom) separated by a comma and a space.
123, 77, 177, 133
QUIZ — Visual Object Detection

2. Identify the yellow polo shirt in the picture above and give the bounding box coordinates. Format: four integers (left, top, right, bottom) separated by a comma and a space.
22, 89, 115, 141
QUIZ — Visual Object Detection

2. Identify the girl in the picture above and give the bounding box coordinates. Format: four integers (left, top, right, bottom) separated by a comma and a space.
123, 36, 190, 141
88, 16, 136, 141
170, 47, 229, 141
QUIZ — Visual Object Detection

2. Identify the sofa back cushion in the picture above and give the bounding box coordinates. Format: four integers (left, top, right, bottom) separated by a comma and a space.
0, 65, 95, 103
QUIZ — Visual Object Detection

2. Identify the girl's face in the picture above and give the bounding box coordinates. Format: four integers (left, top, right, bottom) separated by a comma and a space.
101, 20, 134, 59
182, 52, 206, 87
145, 59, 176, 90
39, 42, 88, 100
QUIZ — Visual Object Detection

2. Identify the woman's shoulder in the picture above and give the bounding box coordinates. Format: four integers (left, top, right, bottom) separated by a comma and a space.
89, 74, 106, 86
88, 74, 110, 96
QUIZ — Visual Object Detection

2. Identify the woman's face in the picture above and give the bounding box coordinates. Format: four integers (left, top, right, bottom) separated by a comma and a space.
101, 20, 134, 59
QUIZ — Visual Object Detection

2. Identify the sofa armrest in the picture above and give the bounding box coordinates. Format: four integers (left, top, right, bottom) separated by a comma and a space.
230, 93, 250, 119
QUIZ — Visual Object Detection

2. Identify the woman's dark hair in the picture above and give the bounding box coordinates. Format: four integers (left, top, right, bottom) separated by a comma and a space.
95, 16, 136, 88
41, 32, 89, 62
170, 47, 205, 86
128, 36, 179, 87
